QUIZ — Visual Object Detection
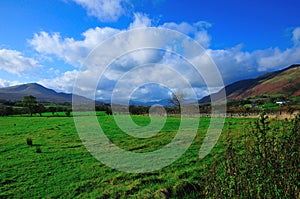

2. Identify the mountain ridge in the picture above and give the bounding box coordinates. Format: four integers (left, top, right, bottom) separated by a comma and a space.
199, 64, 300, 103
1, 64, 299, 105
0, 83, 90, 103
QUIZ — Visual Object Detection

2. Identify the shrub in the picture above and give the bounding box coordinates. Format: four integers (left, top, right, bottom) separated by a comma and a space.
201, 113, 300, 198
36, 146, 42, 153
26, 138, 33, 146
66, 110, 71, 117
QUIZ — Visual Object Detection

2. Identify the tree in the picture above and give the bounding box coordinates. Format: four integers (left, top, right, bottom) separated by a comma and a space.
36, 104, 46, 117
3, 106, 14, 116
22, 95, 37, 116
168, 91, 185, 113
105, 106, 112, 115
48, 106, 56, 116
65, 109, 71, 117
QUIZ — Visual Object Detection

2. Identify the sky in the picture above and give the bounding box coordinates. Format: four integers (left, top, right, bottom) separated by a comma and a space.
0, 0, 300, 102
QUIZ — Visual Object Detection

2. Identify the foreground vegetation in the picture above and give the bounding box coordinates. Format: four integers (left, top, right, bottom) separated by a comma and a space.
0, 113, 299, 198
202, 113, 300, 198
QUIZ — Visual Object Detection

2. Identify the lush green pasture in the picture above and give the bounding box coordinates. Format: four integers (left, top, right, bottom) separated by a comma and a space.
0, 114, 298, 198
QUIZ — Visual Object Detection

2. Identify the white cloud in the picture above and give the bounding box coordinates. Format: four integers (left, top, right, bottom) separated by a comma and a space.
162, 22, 194, 35
0, 49, 40, 76
54, 27, 216, 102
29, 17, 213, 70
29, 21, 300, 101
194, 30, 211, 49
206, 46, 256, 83
207, 27, 300, 82
109, 64, 198, 103
129, 13, 152, 29
0, 78, 20, 88
29, 32, 63, 56
38, 70, 79, 93
256, 47, 300, 71
47, 67, 61, 76
29, 27, 120, 66
292, 27, 300, 45
72, 0, 128, 22
161, 21, 212, 48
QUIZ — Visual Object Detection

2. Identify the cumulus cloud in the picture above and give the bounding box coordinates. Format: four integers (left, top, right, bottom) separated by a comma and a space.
38, 70, 79, 93
29, 15, 213, 69
28, 18, 300, 101
72, 0, 128, 22
207, 36, 300, 83
0, 49, 40, 76
42, 26, 215, 102
197, 26, 300, 84
206, 46, 256, 84
72, 27, 217, 102
29, 27, 120, 66
255, 46, 300, 71
0, 78, 20, 88
29, 17, 212, 71
129, 13, 152, 29
161, 21, 212, 48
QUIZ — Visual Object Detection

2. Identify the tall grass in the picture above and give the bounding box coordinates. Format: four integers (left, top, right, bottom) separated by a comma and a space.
202, 113, 300, 198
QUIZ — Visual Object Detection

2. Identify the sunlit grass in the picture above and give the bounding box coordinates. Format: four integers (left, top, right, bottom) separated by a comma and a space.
1, 114, 297, 198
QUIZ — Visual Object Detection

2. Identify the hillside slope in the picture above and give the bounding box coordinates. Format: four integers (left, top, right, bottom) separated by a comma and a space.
238, 65, 300, 98
0, 83, 89, 103
199, 64, 300, 103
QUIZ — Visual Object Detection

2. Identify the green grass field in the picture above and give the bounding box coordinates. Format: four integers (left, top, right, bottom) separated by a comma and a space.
0, 114, 298, 198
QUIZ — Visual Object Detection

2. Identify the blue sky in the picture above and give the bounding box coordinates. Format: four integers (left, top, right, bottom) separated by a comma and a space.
0, 0, 300, 101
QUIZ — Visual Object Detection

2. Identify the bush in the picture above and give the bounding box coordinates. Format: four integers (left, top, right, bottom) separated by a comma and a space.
65, 110, 71, 117
26, 138, 33, 146
36, 146, 42, 153
201, 113, 300, 198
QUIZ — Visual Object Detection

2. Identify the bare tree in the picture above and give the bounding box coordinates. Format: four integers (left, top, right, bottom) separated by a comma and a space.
168, 91, 185, 113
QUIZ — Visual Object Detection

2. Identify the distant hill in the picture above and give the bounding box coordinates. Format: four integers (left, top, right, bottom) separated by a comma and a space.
2, 64, 300, 105
199, 64, 300, 103
129, 98, 171, 106
0, 83, 90, 103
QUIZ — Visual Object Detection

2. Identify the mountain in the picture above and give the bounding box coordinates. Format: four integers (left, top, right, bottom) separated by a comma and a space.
129, 98, 171, 106
199, 64, 300, 103
2, 64, 299, 105
0, 83, 90, 103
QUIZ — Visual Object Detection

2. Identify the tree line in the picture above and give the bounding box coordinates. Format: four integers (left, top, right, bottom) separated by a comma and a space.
0, 95, 71, 116
2, 94, 297, 117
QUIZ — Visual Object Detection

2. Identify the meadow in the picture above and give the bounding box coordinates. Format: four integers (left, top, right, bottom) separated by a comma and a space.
0, 113, 299, 198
